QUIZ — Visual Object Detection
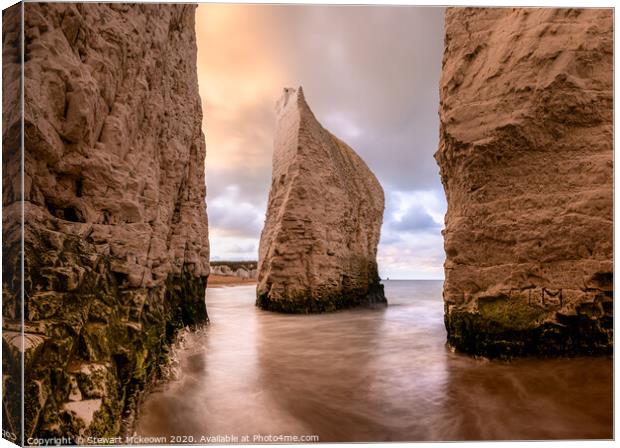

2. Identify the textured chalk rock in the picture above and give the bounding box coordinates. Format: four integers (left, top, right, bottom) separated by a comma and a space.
2, 3, 209, 439
257, 87, 386, 313
2, 4, 24, 443
436, 8, 613, 357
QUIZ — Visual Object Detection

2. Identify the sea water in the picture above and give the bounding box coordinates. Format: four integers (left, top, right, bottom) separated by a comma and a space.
136, 280, 612, 442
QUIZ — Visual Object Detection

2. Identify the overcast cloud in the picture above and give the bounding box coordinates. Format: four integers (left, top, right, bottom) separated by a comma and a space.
196, 5, 446, 279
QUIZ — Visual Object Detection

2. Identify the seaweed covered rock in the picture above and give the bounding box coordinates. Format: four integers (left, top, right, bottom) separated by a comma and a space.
436, 8, 613, 357
2, 3, 209, 440
257, 87, 386, 313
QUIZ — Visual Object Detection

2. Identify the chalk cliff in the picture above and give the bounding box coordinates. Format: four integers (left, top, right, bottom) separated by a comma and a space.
436, 8, 613, 357
211, 262, 257, 279
2, 3, 209, 439
257, 87, 386, 313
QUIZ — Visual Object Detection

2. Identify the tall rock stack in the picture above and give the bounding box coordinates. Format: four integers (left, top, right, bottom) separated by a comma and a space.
2, 3, 209, 439
257, 87, 386, 313
436, 8, 613, 357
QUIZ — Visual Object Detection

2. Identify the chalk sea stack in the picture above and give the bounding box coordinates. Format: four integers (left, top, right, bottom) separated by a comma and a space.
3, 3, 209, 439
257, 87, 386, 313
436, 8, 613, 357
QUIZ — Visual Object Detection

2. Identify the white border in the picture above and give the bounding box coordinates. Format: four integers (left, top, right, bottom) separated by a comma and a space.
0, 2, 615, 448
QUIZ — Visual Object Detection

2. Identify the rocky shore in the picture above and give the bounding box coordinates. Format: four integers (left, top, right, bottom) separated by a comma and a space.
210, 261, 257, 280
208, 262, 257, 287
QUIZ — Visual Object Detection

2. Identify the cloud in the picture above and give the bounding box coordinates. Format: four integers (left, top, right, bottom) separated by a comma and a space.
376, 188, 446, 278
378, 231, 445, 280
207, 185, 265, 238
209, 231, 259, 261
392, 206, 441, 233
206, 166, 270, 209
385, 189, 445, 234
196, 5, 447, 278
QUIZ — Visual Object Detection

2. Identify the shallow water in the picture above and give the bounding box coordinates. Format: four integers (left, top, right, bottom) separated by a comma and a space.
136, 280, 612, 442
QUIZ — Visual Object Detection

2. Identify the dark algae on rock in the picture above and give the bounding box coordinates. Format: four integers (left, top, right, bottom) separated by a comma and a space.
256, 279, 386, 314
436, 8, 613, 358
2, 3, 210, 441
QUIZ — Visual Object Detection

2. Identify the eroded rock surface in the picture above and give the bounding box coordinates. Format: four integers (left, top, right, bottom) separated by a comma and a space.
2, 4, 24, 444
436, 8, 613, 357
2, 3, 209, 439
257, 87, 385, 313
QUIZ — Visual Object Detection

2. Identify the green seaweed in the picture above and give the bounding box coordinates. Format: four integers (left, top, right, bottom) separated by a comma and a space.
478, 297, 546, 330
445, 295, 613, 358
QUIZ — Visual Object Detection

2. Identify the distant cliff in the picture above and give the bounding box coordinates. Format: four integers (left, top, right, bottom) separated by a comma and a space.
436, 8, 612, 357
257, 87, 386, 313
211, 261, 257, 279
3, 3, 209, 439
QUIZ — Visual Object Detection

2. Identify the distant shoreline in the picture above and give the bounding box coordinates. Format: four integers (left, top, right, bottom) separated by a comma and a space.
206, 276, 443, 288
208, 275, 257, 288
382, 279, 444, 281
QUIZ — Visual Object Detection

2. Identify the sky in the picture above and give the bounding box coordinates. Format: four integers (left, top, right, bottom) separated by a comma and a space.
195, 4, 446, 280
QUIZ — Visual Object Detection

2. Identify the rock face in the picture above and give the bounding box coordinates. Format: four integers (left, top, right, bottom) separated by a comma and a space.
257, 87, 386, 313
2, 4, 24, 445
3, 3, 209, 440
436, 8, 613, 357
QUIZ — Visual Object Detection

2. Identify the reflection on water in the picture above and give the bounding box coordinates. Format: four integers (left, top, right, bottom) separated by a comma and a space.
136, 281, 612, 441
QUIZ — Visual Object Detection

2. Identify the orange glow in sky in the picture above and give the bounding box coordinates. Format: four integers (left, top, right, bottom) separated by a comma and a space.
195, 4, 446, 279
